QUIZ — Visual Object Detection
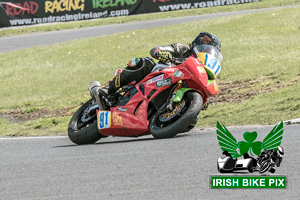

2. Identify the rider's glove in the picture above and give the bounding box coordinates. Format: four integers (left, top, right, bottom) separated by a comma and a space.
154, 50, 173, 63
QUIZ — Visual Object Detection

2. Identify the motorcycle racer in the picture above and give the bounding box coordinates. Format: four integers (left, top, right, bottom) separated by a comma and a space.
69, 32, 223, 144
97, 32, 222, 107
256, 146, 284, 173
151, 31, 221, 63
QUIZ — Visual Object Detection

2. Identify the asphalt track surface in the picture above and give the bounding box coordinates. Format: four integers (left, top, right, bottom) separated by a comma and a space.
1, 124, 300, 199
1, 6, 300, 199
1, 5, 299, 54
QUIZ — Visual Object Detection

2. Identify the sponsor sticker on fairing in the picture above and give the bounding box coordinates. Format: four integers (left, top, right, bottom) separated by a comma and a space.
146, 74, 164, 85
156, 78, 172, 87
173, 70, 184, 78
117, 107, 127, 112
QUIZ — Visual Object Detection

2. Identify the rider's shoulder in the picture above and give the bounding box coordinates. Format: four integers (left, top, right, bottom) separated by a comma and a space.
171, 43, 187, 47
170, 43, 189, 53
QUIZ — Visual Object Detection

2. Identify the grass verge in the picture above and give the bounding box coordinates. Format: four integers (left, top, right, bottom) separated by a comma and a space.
0, 6, 299, 136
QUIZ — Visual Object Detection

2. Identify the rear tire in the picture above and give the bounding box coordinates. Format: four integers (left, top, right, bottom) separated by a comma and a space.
68, 99, 102, 145
150, 91, 203, 139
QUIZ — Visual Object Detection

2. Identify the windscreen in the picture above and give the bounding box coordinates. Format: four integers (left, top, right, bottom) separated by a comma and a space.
193, 44, 223, 63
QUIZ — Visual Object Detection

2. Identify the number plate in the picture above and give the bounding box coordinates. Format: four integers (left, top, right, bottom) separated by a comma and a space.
204, 54, 221, 77
97, 111, 111, 129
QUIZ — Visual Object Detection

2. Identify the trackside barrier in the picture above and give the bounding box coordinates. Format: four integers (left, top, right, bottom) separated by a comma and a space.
0, 0, 260, 27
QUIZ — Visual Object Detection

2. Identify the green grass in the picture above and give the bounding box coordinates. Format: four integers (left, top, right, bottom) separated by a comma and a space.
0, 0, 300, 37
0, 116, 70, 137
0, 5, 300, 136
201, 84, 300, 126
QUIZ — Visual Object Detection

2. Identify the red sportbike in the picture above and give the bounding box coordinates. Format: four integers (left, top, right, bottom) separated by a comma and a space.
68, 45, 223, 144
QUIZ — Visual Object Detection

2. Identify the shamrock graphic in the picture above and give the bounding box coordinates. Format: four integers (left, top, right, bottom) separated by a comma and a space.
216, 121, 283, 158
238, 131, 263, 156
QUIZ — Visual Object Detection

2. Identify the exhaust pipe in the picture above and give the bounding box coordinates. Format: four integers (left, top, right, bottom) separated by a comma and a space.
88, 81, 101, 98
88, 81, 105, 110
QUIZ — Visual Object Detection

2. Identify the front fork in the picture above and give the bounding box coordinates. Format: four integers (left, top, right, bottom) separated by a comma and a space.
167, 80, 209, 111
166, 80, 183, 111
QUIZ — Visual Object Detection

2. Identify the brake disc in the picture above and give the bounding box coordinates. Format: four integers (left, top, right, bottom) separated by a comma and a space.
159, 100, 185, 123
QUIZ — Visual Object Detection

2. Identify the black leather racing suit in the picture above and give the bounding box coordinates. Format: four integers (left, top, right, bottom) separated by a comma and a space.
104, 43, 193, 95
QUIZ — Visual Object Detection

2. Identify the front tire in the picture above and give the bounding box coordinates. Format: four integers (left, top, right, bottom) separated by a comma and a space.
68, 99, 102, 145
259, 161, 270, 173
150, 91, 203, 139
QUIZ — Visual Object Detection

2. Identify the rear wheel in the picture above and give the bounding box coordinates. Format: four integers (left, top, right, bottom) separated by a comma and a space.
150, 91, 203, 139
68, 99, 102, 145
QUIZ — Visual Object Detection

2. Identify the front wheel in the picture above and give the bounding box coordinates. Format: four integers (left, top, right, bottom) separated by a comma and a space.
68, 99, 102, 145
259, 160, 270, 173
150, 91, 203, 139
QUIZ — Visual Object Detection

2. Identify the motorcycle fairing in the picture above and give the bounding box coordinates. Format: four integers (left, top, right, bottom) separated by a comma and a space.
176, 57, 219, 99
196, 52, 222, 78
96, 56, 220, 136
97, 70, 178, 136
98, 100, 149, 137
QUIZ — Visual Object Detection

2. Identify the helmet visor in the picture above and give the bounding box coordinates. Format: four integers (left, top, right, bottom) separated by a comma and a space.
193, 44, 223, 63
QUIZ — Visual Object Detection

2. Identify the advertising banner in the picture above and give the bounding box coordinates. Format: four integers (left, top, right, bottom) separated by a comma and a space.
0, 0, 260, 27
